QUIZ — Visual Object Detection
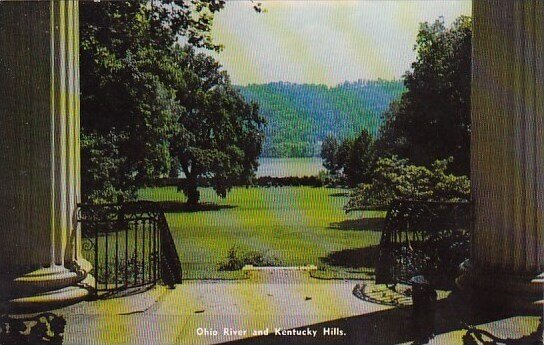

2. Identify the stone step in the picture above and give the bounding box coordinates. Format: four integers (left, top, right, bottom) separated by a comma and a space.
241, 265, 317, 283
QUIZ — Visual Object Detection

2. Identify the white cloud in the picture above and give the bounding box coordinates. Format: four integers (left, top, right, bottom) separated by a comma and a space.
210, 0, 471, 85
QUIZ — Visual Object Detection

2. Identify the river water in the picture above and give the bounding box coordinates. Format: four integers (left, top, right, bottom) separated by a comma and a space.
256, 157, 324, 178
178, 157, 324, 178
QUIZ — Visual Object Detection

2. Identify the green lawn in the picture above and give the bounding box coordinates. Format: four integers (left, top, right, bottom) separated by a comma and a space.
139, 186, 385, 280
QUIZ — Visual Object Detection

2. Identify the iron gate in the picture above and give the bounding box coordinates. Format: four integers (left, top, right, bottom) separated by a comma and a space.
78, 201, 182, 297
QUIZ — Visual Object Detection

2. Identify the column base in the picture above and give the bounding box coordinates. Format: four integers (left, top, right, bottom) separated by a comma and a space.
0, 259, 94, 314
456, 260, 543, 314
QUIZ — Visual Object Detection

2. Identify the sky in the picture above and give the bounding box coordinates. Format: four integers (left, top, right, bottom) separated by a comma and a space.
209, 1, 471, 86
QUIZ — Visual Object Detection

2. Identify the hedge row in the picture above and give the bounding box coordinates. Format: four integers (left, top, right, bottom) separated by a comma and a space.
151, 175, 328, 188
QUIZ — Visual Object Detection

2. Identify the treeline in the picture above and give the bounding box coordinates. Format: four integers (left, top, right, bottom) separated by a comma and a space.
237, 80, 405, 158
153, 175, 326, 188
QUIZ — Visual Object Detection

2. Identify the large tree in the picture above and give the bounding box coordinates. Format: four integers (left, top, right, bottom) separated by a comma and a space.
321, 134, 341, 175
79, 1, 263, 203
376, 16, 472, 175
171, 46, 265, 205
341, 129, 376, 186
80, 45, 183, 201
320, 129, 376, 187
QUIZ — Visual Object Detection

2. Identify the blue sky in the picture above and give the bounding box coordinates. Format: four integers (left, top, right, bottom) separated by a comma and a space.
209, 1, 471, 86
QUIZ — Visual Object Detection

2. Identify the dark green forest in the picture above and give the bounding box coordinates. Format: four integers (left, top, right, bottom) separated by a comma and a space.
237, 80, 404, 158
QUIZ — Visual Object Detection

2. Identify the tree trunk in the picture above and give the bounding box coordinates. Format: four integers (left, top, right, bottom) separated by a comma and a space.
186, 186, 200, 205
184, 177, 200, 206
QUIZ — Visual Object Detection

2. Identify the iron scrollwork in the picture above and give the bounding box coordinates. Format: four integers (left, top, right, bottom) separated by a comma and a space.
77, 201, 182, 298
376, 200, 472, 287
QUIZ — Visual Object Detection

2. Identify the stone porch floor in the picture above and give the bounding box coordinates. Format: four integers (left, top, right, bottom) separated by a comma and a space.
56, 270, 542, 345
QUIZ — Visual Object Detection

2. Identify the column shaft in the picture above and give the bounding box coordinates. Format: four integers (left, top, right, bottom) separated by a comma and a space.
0, 0, 90, 312
461, 0, 544, 310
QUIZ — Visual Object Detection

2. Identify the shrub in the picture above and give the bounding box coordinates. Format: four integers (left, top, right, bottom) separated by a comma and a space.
151, 175, 326, 188
218, 246, 282, 271
316, 170, 337, 187
345, 156, 470, 212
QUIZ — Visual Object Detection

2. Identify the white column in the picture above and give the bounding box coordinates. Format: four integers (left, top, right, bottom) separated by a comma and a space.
458, 0, 544, 311
0, 0, 91, 312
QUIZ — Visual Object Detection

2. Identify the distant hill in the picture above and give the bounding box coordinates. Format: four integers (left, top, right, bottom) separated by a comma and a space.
237, 80, 405, 158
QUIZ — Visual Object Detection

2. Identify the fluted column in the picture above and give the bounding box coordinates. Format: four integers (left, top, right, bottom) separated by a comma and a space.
458, 0, 544, 311
0, 0, 91, 312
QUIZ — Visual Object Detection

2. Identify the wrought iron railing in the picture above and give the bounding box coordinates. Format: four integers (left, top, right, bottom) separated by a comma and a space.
78, 201, 182, 297
375, 200, 472, 287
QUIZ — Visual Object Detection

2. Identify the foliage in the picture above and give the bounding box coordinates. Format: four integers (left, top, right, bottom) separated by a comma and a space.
80, 1, 263, 204
80, 1, 222, 202
316, 170, 336, 187
93, 253, 153, 285
81, 1, 226, 54
255, 175, 323, 187
218, 246, 282, 271
170, 46, 265, 205
81, 131, 137, 203
238, 80, 405, 158
321, 129, 376, 187
153, 172, 337, 188
375, 16, 472, 175
341, 129, 376, 186
81, 40, 183, 202
345, 156, 470, 212
321, 134, 341, 175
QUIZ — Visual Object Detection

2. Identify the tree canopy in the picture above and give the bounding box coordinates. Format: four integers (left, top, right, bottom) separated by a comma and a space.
170, 46, 265, 205
321, 135, 341, 176
341, 129, 376, 186
80, 0, 264, 204
376, 16, 472, 175
320, 129, 376, 187
345, 156, 470, 212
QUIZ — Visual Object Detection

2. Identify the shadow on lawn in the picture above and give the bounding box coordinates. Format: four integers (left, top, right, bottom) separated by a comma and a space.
156, 201, 237, 213
225, 292, 542, 345
320, 246, 379, 269
328, 218, 384, 232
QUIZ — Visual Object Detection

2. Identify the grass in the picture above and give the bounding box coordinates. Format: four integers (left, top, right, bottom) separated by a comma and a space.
139, 186, 385, 280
